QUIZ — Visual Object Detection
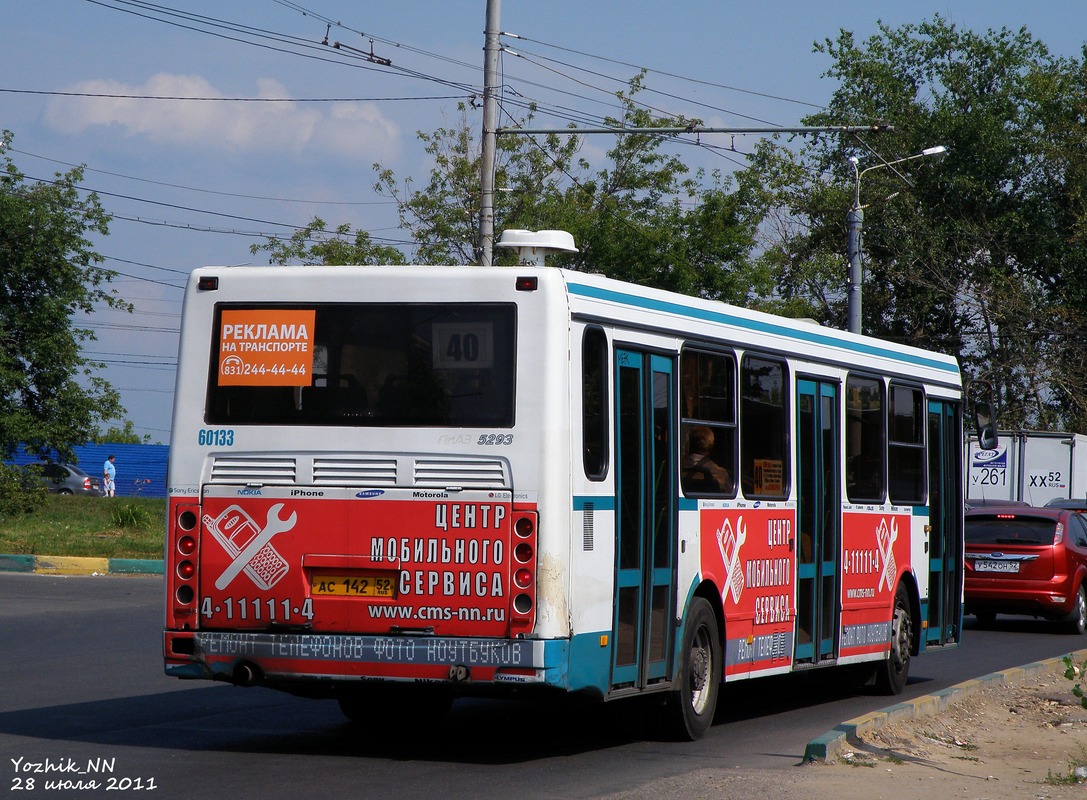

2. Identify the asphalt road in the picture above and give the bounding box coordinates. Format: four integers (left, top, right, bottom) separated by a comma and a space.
1, 573, 1082, 800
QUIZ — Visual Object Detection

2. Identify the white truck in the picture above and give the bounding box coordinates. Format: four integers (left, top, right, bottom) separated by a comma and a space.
966, 430, 1087, 506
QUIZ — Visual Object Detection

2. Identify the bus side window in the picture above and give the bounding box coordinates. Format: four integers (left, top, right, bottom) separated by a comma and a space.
846, 375, 886, 503
739, 355, 788, 498
582, 327, 608, 480
680, 349, 736, 496
888, 383, 926, 504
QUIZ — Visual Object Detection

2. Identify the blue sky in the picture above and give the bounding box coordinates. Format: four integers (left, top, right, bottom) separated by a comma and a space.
3, 1, 1084, 445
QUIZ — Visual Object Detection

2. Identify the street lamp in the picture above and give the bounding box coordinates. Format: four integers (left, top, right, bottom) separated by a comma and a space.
846, 145, 947, 334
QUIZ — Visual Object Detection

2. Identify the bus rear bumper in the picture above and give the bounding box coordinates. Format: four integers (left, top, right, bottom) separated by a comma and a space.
164, 630, 582, 692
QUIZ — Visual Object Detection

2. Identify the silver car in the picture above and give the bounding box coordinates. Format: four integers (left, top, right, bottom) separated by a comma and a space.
29, 462, 105, 496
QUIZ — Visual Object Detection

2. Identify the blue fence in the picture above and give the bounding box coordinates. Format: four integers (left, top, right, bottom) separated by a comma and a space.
9, 443, 169, 499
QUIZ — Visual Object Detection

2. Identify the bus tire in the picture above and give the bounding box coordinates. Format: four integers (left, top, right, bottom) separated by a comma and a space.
665, 597, 720, 740
875, 584, 912, 695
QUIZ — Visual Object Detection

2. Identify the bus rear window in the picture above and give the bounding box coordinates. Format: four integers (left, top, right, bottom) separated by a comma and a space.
206, 303, 516, 427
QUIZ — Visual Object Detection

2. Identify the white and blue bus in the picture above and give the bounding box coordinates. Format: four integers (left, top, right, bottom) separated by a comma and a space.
163, 229, 963, 739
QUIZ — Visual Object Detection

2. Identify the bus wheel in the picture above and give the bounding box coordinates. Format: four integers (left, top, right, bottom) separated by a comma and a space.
665, 597, 720, 740
876, 584, 912, 695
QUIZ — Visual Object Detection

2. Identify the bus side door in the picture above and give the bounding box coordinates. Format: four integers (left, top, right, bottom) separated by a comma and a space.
612, 348, 676, 691
926, 399, 963, 646
795, 378, 840, 664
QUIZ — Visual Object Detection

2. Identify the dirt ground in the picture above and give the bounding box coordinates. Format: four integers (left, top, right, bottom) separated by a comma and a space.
600, 658, 1087, 800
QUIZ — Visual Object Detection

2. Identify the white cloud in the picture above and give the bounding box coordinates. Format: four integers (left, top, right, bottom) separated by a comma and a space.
44, 73, 401, 161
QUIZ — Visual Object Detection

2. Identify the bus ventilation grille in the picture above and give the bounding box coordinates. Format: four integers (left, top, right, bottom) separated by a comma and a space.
413, 457, 508, 488
313, 457, 398, 486
583, 502, 595, 551
210, 456, 297, 484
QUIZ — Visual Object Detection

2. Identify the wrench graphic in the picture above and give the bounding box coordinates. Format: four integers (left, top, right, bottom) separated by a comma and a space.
716, 517, 746, 604
877, 518, 899, 591
215, 503, 297, 590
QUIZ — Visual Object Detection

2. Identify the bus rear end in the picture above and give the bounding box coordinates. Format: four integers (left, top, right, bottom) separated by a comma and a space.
164, 266, 556, 716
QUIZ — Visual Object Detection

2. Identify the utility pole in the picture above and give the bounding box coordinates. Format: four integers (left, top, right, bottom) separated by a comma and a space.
479, 0, 501, 266
847, 145, 947, 334
846, 202, 864, 335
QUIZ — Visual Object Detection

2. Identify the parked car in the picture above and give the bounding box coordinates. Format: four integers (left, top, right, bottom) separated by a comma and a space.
965, 498, 1031, 510
964, 505, 1087, 634
1044, 498, 1087, 512
25, 462, 104, 496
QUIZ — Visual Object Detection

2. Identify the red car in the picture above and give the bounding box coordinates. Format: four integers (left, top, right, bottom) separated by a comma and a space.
964, 505, 1087, 634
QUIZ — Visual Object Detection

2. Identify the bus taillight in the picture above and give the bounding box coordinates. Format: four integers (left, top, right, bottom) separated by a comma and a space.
510, 511, 538, 633
168, 502, 201, 627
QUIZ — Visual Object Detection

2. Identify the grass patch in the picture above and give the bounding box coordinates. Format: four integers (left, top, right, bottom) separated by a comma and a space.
0, 494, 164, 559
1045, 745, 1087, 786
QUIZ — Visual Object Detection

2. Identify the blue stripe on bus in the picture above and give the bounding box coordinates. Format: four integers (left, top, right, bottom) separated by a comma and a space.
567, 282, 959, 375
575, 496, 709, 512
573, 495, 615, 511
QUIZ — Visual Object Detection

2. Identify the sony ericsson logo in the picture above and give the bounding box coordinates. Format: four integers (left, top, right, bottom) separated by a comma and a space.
355, 489, 385, 499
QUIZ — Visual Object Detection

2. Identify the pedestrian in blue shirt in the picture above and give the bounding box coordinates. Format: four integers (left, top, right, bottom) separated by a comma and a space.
103, 455, 116, 497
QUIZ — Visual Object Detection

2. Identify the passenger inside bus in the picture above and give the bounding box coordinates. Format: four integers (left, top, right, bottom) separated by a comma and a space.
681, 426, 733, 493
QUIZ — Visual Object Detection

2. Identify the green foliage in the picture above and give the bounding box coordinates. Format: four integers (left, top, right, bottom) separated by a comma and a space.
1063, 655, 1087, 710
0, 463, 45, 517
109, 501, 154, 529
0, 494, 164, 558
250, 217, 407, 266
257, 21, 1087, 433
371, 78, 772, 303
94, 420, 152, 445
752, 16, 1087, 430
0, 130, 128, 463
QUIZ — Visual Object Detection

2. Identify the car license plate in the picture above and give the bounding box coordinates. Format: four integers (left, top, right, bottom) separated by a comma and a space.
311, 573, 397, 597
975, 560, 1020, 573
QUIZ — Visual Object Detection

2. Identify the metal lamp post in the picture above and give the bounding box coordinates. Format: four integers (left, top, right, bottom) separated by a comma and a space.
847, 145, 947, 334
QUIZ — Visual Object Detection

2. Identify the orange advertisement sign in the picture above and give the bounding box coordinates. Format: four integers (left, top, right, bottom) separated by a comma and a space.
218, 309, 315, 386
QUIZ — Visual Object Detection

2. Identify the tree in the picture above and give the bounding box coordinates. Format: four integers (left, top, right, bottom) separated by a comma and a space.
0, 131, 128, 463
250, 217, 407, 266
372, 77, 774, 304
750, 17, 1087, 430
95, 420, 152, 445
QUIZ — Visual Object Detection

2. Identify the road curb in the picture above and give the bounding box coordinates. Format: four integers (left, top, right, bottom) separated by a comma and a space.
803, 647, 1087, 763
0, 553, 163, 576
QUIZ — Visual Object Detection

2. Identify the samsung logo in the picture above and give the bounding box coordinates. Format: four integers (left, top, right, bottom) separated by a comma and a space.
355, 490, 385, 499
